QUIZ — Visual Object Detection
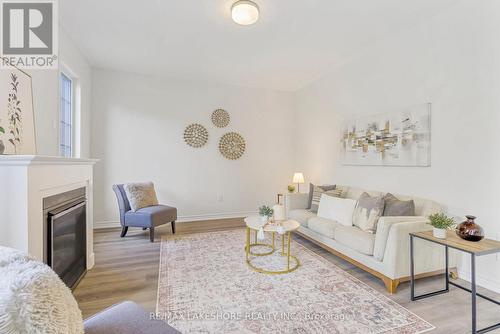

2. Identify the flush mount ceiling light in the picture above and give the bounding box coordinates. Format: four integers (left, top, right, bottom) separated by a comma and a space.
231, 0, 259, 26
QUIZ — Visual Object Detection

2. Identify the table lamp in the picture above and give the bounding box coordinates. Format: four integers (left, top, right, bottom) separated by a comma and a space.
292, 172, 305, 193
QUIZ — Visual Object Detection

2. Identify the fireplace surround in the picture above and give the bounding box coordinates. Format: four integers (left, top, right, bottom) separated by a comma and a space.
0, 155, 97, 274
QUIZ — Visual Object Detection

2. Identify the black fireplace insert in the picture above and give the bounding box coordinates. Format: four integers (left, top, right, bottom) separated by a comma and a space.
43, 187, 87, 289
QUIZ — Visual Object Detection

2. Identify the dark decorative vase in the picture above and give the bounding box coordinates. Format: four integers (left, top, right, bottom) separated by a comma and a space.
456, 215, 484, 242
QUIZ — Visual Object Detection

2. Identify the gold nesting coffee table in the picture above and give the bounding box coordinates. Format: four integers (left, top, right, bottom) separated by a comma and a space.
244, 216, 300, 275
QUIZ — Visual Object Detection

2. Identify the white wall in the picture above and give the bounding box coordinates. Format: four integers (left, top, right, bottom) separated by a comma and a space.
25, 29, 92, 157
294, 0, 500, 292
91, 69, 295, 227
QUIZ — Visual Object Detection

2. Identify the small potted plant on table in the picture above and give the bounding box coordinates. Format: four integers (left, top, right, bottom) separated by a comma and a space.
428, 213, 455, 239
259, 205, 274, 223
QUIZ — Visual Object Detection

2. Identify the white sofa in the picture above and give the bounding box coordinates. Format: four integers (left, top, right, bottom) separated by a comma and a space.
285, 186, 457, 293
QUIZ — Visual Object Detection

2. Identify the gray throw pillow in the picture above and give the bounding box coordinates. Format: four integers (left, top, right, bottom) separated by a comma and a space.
124, 182, 159, 212
383, 193, 415, 216
353, 192, 385, 232
307, 183, 336, 210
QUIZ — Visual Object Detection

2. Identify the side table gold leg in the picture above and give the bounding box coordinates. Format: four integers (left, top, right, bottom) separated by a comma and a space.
287, 232, 292, 270
282, 233, 285, 255
246, 227, 250, 260
245, 223, 300, 275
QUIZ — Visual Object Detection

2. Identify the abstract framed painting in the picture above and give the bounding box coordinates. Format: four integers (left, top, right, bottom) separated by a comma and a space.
0, 65, 36, 155
340, 103, 431, 166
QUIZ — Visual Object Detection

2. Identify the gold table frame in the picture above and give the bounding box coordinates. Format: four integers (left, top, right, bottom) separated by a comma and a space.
245, 227, 300, 275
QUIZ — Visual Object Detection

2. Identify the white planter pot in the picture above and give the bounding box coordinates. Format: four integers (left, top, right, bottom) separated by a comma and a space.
260, 215, 268, 223
433, 227, 447, 239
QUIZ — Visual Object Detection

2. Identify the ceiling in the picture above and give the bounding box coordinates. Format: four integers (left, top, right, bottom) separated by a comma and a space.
61, 0, 458, 91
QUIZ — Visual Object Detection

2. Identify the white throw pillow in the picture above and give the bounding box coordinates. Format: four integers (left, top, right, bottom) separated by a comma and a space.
317, 194, 357, 226
0, 246, 84, 333
124, 182, 159, 212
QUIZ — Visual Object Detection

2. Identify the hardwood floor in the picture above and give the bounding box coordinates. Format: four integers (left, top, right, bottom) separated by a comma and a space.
74, 219, 244, 318
75, 219, 500, 333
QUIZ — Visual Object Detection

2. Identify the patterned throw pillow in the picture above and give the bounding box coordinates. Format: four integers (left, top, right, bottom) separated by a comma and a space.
383, 193, 416, 216
353, 192, 385, 232
307, 184, 336, 209
310, 186, 344, 213
124, 182, 159, 212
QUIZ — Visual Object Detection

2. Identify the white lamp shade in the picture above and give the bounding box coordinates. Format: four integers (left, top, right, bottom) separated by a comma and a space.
231, 0, 259, 25
292, 172, 305, 184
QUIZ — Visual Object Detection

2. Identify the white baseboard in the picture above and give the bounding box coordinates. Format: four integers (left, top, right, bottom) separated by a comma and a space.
457, 269, 500, 294
93, 211, 257, 229
88, 252, 95, 269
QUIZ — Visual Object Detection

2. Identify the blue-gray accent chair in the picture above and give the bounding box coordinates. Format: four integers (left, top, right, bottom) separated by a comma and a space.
84, 301, 180, 334
112, 184, 177, 242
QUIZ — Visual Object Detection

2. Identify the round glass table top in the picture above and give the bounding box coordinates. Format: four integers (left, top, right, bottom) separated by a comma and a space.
244, 216, 300, 233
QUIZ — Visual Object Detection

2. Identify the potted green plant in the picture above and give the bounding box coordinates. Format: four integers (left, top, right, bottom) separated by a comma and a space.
428, 213, 455, 239
259, 205, 274, 223
287, 184, 296, 193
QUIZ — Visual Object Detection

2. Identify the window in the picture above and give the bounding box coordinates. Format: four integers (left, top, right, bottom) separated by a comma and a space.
60, 73, 73, 157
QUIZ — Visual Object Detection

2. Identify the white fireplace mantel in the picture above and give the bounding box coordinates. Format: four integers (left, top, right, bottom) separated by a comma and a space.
0, 155, 98, 269
0, 155, 98, 165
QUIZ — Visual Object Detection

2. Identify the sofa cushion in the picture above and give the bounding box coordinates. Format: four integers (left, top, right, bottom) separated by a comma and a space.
317, 194, 357, 226
307, 216, 338, 238
288, 209, 316, 227
342, 186, 381, 201
124, 205, 177, 227
383, 193, 415, 216
334, 225, 376, 256
352, 192, 385, 232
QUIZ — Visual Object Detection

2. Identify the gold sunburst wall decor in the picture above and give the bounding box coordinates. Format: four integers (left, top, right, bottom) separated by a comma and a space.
183, 123, 209, 148
211, 108, 230, 128
219, 132, 246, 160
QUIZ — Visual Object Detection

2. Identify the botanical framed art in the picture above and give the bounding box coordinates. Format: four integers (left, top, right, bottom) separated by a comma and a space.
340, 103, 431, 166
0, 65, 36, 155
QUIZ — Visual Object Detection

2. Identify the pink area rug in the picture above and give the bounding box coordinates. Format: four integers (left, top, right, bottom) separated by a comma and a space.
156, 229, 434, 334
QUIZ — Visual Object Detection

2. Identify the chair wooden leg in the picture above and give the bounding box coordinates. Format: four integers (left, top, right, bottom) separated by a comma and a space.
120, 226, 128, 238
149, 227, 155, 242
171, 221, 176, 234
382, 277, 400, 294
